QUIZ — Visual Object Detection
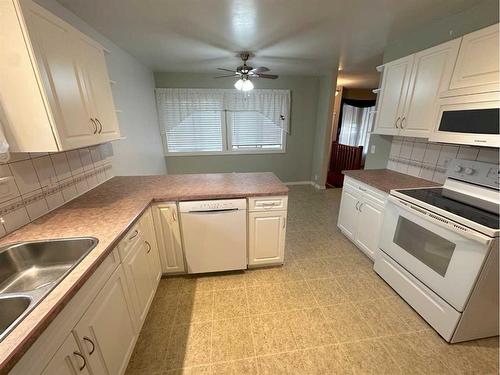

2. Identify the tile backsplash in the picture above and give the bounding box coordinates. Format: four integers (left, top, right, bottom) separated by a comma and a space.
387, 137, 499, 183
0, 143, 114, 237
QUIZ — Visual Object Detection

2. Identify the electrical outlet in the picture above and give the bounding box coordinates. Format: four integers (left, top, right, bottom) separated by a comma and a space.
370, 145, 376, 154
314, 175, 318, 181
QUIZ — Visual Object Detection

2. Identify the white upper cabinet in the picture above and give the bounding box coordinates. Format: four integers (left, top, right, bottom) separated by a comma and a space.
0, 0, 120, 152
373, 55, 414, 136
373, 39, 459, 138
446, 24, 500, 96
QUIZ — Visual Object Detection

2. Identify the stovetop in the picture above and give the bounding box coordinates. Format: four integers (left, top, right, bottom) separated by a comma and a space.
397, 187, 500, 230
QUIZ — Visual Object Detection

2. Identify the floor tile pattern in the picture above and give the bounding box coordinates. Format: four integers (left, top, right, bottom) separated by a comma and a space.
126, 186, 499, 374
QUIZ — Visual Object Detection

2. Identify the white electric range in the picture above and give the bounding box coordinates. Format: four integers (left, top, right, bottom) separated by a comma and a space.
374, 158, 499, 343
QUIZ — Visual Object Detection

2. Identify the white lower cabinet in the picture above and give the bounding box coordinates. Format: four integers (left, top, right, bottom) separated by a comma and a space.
73, 267, 136, 375
122, 236, 156, 330
141, 208, 162, 282
337, 177, 387, 260
41, 334, 91, 375
152, 203, 185, 274
247, 196, 288, 267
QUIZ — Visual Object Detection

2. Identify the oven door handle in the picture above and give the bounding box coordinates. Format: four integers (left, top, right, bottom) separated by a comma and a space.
388, 196, 492, 246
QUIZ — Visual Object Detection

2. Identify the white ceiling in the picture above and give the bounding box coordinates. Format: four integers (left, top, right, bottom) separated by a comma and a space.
56, 0, 483, 88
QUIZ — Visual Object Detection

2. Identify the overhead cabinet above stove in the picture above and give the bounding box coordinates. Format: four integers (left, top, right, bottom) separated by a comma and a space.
0, 0, 121, 152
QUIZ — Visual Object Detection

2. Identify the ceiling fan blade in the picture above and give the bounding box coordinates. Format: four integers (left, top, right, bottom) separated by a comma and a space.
254, 73, 279, 79
214, 74, 238, 78
217, 68, 237, 73
250, 66, 269, 73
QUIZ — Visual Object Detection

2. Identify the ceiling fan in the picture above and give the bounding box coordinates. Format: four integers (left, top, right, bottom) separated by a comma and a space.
215, 52, 279, 91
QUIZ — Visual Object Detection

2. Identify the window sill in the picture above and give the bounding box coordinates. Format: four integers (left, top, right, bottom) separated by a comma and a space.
165, 150, 286, 157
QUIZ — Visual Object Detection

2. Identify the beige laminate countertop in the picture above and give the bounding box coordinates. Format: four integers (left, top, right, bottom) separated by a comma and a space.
0, 172, 288, 374
342, 169, 440, 193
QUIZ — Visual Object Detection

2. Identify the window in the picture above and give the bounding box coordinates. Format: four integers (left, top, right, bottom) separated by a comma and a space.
156, 88, 290, 155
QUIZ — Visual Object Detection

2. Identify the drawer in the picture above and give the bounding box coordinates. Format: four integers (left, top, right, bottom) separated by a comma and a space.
344, 176, 387, 206
117, 222, 144, 261
248, 196, 288, 212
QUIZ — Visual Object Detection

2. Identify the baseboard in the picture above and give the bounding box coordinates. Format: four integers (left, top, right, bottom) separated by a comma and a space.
284, 181, 314, 186
312, 182, 326, 190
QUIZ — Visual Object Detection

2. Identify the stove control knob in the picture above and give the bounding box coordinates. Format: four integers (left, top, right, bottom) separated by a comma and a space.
464, 167, 474, 175
454, 165, 463, 173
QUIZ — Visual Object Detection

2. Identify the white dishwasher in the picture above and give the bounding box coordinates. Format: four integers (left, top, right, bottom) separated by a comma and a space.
179, 199, 247, 273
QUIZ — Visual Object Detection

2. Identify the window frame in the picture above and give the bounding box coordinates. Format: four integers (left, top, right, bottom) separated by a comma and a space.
162, 95, 288, 157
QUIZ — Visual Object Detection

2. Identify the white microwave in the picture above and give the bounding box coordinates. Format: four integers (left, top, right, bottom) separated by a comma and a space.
429, 92, 500, 147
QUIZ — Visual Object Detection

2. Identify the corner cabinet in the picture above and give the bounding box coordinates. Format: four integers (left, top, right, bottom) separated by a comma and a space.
337, 177, 387, 260
373, 39, 460, 138
248, 196, 288, 267
152, 203, 186, 274
0, 0, 120, 152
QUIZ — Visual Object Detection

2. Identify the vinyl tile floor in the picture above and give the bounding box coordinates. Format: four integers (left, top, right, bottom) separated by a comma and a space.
125, 185, 499, 375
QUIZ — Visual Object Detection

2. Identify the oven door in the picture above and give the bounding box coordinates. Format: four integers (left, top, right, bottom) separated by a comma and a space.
379, 196, 493, 312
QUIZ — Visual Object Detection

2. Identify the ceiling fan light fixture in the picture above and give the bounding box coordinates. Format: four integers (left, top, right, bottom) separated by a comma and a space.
234, 77, 254, 91
234, 78, 244, 90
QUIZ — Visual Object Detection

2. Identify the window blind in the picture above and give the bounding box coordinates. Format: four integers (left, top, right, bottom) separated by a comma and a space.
229, 111, 283, 150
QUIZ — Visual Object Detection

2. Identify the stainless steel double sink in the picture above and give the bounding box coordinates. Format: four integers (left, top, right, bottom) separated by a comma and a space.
0, 238, 98, 342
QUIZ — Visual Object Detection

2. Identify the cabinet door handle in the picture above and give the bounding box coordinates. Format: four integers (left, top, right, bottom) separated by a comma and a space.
172, 209, 177, 222
395, 116, 401, 129
358, 203, 364, 212
355, 201, 360, 211
90, 119, 98, 134
73, 351, 86, 371
128, 229, 139, 240
400, 116, 406, 129
145, 240, 151, 253
83, 336, 95, 355
96, 118, 103, 133
358, 186, 366, 192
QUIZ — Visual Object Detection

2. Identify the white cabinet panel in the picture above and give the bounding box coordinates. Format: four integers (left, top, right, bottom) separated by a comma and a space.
141, 208, 162, 282
123, 240, 155, 330
373, 55, 414, 135
401, 39, 460, 138
248, 211, 286, 266
74, 266, 136, 375
337, 184, 361, 240
41, 334, 90, 375
448, 24, 500, 95
152, 203, 185, 274
354, 200, 384, 260
23, 2, 95, 150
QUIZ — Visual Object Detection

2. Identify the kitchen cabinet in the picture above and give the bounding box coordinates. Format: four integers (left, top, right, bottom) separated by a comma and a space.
152, 203, 185, 274
41, 334, 90, 375
248, 196, 288, 266
73, 266, 136, 375
0, 0, 120, 152
122, 232, 156, 330
445, 24, 500, 97
140, 208, 162, 282
337, 177, 387, 260
373, 39, 460, 138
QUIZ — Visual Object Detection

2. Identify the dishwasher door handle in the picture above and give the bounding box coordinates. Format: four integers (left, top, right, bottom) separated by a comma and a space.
187, 208, 240, 214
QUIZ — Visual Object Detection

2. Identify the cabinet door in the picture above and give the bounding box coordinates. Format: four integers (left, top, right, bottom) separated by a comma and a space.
337, 185, 360, 240
449, 24, 500, 95
22, 2, 95, 150
354, 199, 384, 260
123, 241, 155, 329
141, 208, 162, 283
373, 55, 414, 135
152, 204, 186, 274
78, 36, 121, 142
248, 211, 286, 266
401, 39, 460, 138
74, 266, 136, 375
41, 334, 90, 375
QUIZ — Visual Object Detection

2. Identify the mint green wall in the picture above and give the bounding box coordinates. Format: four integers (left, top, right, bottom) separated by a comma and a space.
154, 73, 320, 182
365, 0, 499, 169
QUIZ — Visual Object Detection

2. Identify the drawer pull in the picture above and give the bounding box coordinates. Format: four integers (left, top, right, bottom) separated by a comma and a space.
83, 336, 95, 355
358, 187, 366, 192
73, 351, 86, 371
128, 229, 139, 240
145, 241, 151, 253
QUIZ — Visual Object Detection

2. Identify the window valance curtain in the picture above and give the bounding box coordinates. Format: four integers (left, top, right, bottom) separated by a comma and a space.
155, 88, 291, 133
